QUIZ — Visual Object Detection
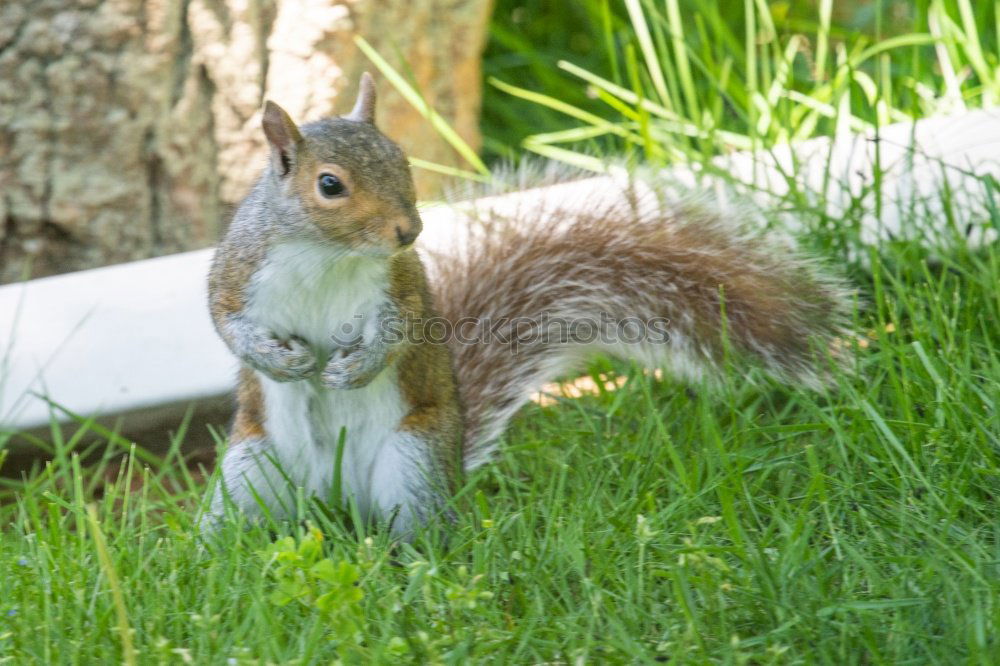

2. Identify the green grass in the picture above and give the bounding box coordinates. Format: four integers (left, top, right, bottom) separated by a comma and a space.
1, 203, 998, 661
482, 0, 1000, 169
3, 0, 1000, 662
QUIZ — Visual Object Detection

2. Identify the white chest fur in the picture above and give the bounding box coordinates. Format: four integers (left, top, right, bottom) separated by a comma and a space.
247, 242, 389, 356
243, 242, 410, 516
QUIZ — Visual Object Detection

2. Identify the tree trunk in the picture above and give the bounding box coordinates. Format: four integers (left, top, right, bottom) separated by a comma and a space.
0, 0, 493, 284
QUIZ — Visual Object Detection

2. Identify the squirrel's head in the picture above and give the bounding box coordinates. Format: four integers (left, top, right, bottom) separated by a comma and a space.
261, 73, 421, 254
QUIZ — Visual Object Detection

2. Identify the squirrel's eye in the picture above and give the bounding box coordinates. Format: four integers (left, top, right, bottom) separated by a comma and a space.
317, 173, 347, 198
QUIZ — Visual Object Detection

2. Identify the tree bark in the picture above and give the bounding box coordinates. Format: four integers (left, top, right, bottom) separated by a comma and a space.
0, 0, 493, 283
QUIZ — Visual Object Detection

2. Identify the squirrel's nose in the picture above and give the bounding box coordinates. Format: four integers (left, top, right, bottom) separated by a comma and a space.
396, 225, 419, 247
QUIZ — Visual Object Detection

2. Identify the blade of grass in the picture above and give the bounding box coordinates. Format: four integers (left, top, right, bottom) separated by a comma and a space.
86, 504, 137, 666
623, 0, 670, 107
408, 157, 491, 184
355, 36, 490, 177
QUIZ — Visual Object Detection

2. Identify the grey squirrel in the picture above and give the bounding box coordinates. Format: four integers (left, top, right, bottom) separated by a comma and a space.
202, 73, 852, 536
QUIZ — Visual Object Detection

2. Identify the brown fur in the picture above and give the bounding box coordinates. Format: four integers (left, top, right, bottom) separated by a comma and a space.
231, 368, 266, 441
291, 154, 420, 250
208, 238, 266, 324
389, 249, 464, 492
291, 116, 419, 254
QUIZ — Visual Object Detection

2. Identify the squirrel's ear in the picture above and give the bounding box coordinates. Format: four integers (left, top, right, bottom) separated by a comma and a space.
262, 101, 302, 177
345, 72, 377, 125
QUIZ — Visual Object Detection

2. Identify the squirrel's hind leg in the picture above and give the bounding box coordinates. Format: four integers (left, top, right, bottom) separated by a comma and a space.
372, 411, 462, 540
200, 434, 299, 532
200, 368, 304, 531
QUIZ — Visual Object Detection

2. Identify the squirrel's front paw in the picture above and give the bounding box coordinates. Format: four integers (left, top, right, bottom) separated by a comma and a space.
247, 336, 317, 382
321, 347, 384, 390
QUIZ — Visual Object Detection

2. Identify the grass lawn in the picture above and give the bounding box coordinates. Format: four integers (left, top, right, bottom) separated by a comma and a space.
2, 193, 997, 663
3, 0, 1000, 663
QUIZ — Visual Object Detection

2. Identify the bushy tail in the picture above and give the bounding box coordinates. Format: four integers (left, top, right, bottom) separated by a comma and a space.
424, 172, 854, 470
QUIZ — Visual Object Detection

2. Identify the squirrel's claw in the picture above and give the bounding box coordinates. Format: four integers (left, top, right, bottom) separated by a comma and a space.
320, 346, 383, 390
246, 336, 317, 382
